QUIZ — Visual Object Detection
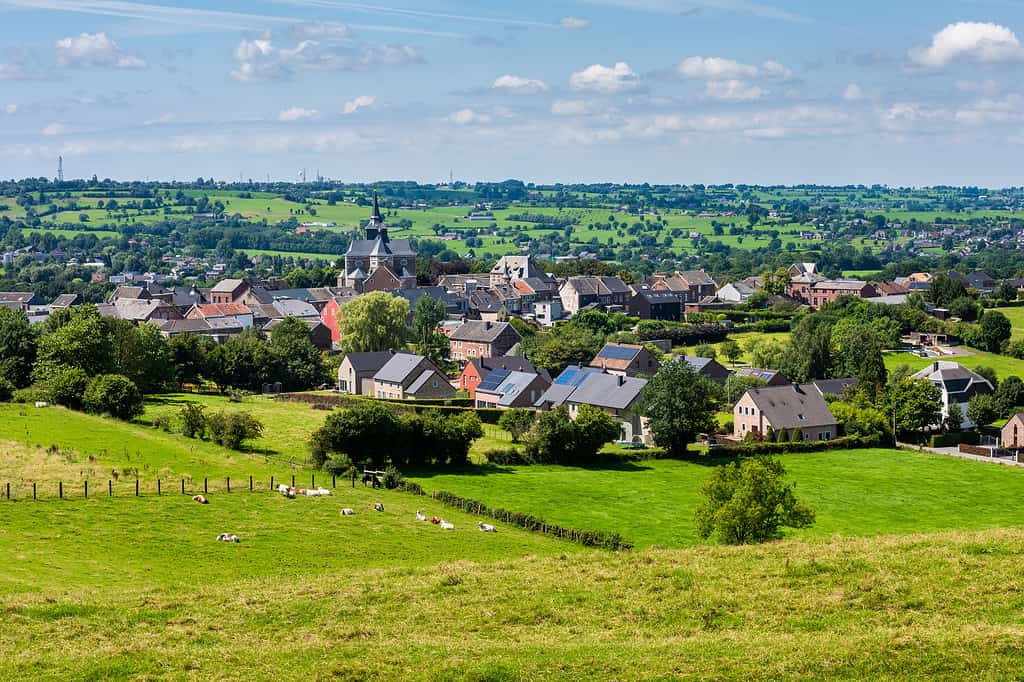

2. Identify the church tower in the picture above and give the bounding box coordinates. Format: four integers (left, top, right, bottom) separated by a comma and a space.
365, 192, 388, 242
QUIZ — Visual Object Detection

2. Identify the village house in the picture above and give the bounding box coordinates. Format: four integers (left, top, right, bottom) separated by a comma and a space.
911, 361, 994, 429
559, 276, 631, 315
648, 270, 717, 302
337, 351, 397, 395
588, 343, 661, 377
474, 369, 552, 409
733, 384, 838, 442
1001, 413, 1024, 450
100, 298, 183, 324
0, 292, 44, 311
208, 278, 251, 305
489, 255, 556, 288
449, 320, 522, 361
733, 367, 789, 386
681, 356, 732, 384
627, 287, 683, 321
535, 366, 650, 444
372, 353, 456, 400
787, 278, 878, 310
185, 303, 255, 329
459, 356, 544, 399
716, 280, 760, 304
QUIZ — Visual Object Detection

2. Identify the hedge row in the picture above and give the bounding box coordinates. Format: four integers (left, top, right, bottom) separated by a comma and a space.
398, 482, 633, 551
707, 435, 880, 457
733, 319, 793, 334
638, 323, 731, 345
277, 393, 474, 408
277, 393, 502, 423
929, 431, 981, 448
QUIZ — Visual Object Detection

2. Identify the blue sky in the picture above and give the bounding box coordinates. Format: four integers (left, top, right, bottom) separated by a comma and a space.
2, 0, 1024, 185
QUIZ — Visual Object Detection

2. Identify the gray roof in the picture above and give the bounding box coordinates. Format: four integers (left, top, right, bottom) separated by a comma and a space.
811, 378, 859, 397
478, 356, 540, 374
745, 384, 837, 430
344, 351, 399, 373
677, 270, 715, 286
534, 383, 579, 408
477, 371, 550, 407
50, 294, 79, 308
346, 237, 415, 258
911, 361, 993, 401
564, 275, 630, 296
375, 353, 440, 385
563, 372, 647, 410
272, 298, 320, 318
211, 278, 246, 293
450, 320, 520, 344
406, 369, 446, 395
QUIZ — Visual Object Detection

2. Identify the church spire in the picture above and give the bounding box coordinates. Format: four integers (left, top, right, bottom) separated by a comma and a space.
365, 190, 388, 241
372, 191, 382, 223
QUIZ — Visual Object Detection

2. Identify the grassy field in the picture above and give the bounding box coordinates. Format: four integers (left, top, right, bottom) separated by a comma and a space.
994, 306, 1024, 341
884, 349, 1024, 380
4, 520, 1024, 678
408, 448, 1024, 548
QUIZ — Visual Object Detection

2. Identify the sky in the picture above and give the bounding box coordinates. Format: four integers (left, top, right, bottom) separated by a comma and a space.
2, 1, 1024, 186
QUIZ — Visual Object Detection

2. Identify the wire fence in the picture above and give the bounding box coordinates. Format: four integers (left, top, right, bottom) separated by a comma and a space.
0, 472, 361, 502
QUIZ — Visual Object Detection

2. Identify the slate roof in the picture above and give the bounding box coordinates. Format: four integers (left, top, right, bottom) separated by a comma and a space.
677, 270, 716, 287
272, 298, 320, 318
50, 294, 79, 308
563, 372, 647, 410
343, 351, 399, 373
450, 320, 520, 344
911, 361, 993, 402
476, 370, 550, 407
346, 237, 415, 258
745, 384, 837, 430
211, 278, 247, 294
810, 378, 859, 397
375, 353, 445, 386
0, 292, 38, 304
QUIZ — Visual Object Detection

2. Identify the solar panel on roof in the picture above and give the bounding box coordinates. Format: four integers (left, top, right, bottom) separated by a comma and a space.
599, 345, 638, 361
478, 369, 511, 392
555, 367, 583, 385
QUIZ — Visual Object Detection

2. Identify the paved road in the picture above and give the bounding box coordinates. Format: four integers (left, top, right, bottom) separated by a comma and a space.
898, 442, 1024, 468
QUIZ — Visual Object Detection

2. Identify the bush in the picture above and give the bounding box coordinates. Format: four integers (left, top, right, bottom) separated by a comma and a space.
180, 403, 207, 439
0, 376, 13, 402
83, 374, 144, 420
46, 367, 91, 409
497, 409, 535, 443
322, 454, 356, 477
206, 411, 264, 450
382, 465, 403, 489
11, 385, 49, 404
694, 456, 815, 545
484, 447, 531, 465
152, 413, 174, 432
708, 435, 879, 456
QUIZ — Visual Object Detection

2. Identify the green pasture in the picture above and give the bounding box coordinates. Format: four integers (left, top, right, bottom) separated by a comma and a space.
884, 349, 1024, 381
993, 306, 1024, 341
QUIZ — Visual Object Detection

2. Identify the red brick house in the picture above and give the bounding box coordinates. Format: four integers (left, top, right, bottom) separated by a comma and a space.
459, 356, 544, 399
449, 320, 522, 361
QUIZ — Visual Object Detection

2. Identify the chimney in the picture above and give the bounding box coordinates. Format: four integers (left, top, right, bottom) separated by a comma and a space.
617, 375, 624, 386
932, 361, 939, 372
485, 321, 492, 330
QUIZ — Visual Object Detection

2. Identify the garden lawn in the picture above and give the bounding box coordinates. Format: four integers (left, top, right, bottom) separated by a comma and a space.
884, 349, 1024, 380
408, 448, 1024, 548
994, 306, 1024, 342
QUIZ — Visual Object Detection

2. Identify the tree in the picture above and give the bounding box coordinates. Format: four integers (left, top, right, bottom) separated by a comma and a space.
780, 315, 833, 383
498, 408, 535, 443
270, 317, 325, 390
106, 319, 175, 393
83, 374, 144, 420
168, 333, 215, 388
831, 321, 886, 398
208, 329, 279, 391
412, 295, 447, 356
180, 403, 207, 438
978, 311, 1011, 353
694, 456, 815, 545
719, 339, 742, 366
336, 292, 409, 353
928, 274, 968, 307
310, 402, 402, 468
995, 375, 1024, 416
0, 307, 36, 388
966, 394, 999, 428
973, 365, 998, 390
640, 359, 719, 456
522, 325, 603, 375
694, 343, 717, 359
46, 366, 90, 409
524, 407, 580, 464
34, 313, 111, 382
995, 281, 1018, 302
573, 404, 623, 460
748, 338, 787, 369
948, 296, 980, 322
206, 411, 264, 450
889, 379, 942, 438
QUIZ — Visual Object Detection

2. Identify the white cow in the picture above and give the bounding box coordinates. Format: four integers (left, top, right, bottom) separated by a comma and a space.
440, 520, 455, 531
478, 522, 497, 533
340, 508, 355, 516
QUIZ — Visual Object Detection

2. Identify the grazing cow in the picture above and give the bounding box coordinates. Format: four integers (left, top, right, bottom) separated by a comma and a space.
440, 520, 455, 531
340, 508, 355, 516
373, 502, 385, 512
216, 533, 240, 543
192, 495, 208, 504
415, 510, 427, 522
278, 484, 295, 499
430, 516, 442, 525
362, 474, 382, 489
478, 522, 497, 533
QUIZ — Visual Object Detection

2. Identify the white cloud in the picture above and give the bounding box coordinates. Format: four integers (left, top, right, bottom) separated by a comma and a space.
278, 106, 319, 121
623, 106, 852, 139
560, 16, 591, 29
551, 99, 590, 115
0, 63, 25, 80
342, 95, 376, 114
843, 83, 866, 101
143, 113, 173, 125
677, 56, 791, 80
704, 79, 765, 101
956, 79, 999, 95
955, 94, 1024, 125
677, 56, 758, 80
231, 33, 421, 81
910, 22, 1024, 68
4, 104, 17, 115
569, 62, 638, 93
55, 32, 146, 69
492, 74, 549, 94
446, 108, 491, 125
288, 22, 352, 40
41, 123, 67, 136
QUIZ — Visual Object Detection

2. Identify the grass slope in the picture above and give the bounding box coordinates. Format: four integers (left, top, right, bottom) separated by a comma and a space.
4, 526, 1024, 678
408, 449, 1024, 548
884, 348, 1024, 380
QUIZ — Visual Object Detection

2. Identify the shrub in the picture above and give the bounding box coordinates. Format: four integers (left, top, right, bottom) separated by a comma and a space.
484, 447, 531, 465
206, 411, 264, 450
46, 367, 90, 409
11, 384, 49, 404
322, 454, 356, 477
694, 456, 815, 545
152, 413, 174, 432
497, 409, 535, 443
180, 403, 207, 439
0, 376, 13, 402
83, 374, 144, 420
382, 465, 403, 489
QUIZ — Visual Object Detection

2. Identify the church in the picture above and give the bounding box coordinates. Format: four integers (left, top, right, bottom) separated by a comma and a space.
339, 194, 417, 292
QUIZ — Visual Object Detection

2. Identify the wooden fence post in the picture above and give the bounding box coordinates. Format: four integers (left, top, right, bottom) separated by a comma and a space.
5, 482, 9, 500
332, 474, 336, 488
249, 475, 253, 491
33, 482, 36, 500
291, 475, 295, 488
157, 479, 161, 496
204, 478, 208, 494
59, 481, 63, 499
181, 479, 185, 494
227, 477, 231, 493
84, 481, 88, 499
108, 480, 112, 497
270, 476, 274, 490
311, 473, 315, 488
135, 479, 139, 497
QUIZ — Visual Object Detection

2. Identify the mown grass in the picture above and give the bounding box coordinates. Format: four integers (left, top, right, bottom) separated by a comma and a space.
4, 526, 1024, 678
884, 348, 1024, 380
408, 448, 1024, 548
